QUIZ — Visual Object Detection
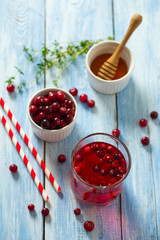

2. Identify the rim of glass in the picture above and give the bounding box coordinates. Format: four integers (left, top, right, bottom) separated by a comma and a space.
71, 132, 131, 189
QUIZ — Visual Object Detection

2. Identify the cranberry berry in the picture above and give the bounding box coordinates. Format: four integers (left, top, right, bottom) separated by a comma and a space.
41, 208, 49, 216
48, 92, 57, 102
41, 119, 50, 129
59, 107, 67, 115
58, 154, 66, 163
69, 87, 78, 96
29, 105, 38, 115
9, 164, 18, 173
67, 100, 75, 108
67, 108, 75, 116
84, 221, 95, 232
84, 146, 91, 153
34, 96, 44, 106
99, 143, 107, 150
44, 97, 51, 106
93, 165, 101, 173
60, 119, 67, 128
28, 204, 35, 211
74, 166, 81, 174
75, 154, 83, 162
139, 119, 148, 127
74, 208, 81, 215
112, 129, 120, 137
52, 102, 60, 112
141, 136, 149, 146
79, 94, 88, 103
106, 145, 114, 154
100, 169, 107, 176
33, 115, 41, 123
98, 158, 105, 165
150, 111, 158, 119
44, 105, 52, 114
114, 153, 121, 160
65, 114, 73, 123
56, 91, 65, 102
91, 143, 99, 151
96, 150, 105, 158
7, 84, 15, 93
109, 169, 116, 177
118, 167, 125, 174
39, 112, 46, 121
87, 99, 95, 108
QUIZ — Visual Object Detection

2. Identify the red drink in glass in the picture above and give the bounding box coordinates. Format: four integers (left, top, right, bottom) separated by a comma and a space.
70, 133, 131, 206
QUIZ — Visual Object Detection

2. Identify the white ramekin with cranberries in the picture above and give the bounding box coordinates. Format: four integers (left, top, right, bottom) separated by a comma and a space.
28, 88, 78, 142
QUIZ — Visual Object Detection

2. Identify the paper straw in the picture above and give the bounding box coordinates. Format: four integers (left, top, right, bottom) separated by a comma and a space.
0, 110, 49, 201
0, 96, 61, 193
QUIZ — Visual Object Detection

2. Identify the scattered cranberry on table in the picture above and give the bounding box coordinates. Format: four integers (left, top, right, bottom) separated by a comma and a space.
7, 84, 15, 93
79, 94, 88, 103
69, 87, 78, 96
74, 208, 81, 215
87, 99, 95, 108
139, 118, 148, 127
150, 111, 158, 119
141, 136, 149, 146
28, 204, 35, 211
84, 221, 95, 232
112, 129, 120, 137
9, 164, 18, 173
41, 208, 49, 216
58, 154, 66, 163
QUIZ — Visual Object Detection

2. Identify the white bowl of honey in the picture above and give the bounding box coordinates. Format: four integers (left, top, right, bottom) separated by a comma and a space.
86, 40, 134, 94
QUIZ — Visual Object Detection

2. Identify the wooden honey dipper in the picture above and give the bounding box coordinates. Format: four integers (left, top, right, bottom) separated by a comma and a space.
97, 13, 142, 80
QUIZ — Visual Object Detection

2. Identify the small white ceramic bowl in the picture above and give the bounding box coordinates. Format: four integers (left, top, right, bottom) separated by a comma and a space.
28, 88, 78, 142
86, 40, 134, 94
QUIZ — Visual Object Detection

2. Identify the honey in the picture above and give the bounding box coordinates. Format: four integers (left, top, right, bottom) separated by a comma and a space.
90, 53, 128, 80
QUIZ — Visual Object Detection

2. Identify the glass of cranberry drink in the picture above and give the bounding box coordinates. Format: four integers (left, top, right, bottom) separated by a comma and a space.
71, 133, 131, 206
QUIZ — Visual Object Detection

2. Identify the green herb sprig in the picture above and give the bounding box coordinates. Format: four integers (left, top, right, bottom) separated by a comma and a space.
6, 37, 114, 90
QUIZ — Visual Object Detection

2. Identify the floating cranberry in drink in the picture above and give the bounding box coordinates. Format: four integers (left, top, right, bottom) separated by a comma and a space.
71, 133, 131, 206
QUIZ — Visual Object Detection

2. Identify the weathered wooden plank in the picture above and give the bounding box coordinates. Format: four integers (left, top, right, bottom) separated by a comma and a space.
45, 0, 122, 239
0, 0, 45, 239
114, 1, 160, 239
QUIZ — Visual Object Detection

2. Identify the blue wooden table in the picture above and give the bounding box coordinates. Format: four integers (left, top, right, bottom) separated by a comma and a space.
0, 0, 160, 239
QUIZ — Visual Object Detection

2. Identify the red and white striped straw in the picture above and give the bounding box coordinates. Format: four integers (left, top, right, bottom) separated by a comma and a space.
0, 96, 61, 193
0, 109, 49, 201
